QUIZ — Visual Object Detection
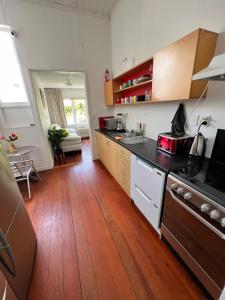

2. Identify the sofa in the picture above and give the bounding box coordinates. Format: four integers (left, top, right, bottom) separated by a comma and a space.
61, 128, 81, 153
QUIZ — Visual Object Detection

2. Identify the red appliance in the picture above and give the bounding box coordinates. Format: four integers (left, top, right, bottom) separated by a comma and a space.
157, 132, 193, 155
98, 116, 114, 129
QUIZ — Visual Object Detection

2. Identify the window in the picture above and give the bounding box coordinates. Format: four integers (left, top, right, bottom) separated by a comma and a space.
63, 98, 88, 127
0, 25, 28, 106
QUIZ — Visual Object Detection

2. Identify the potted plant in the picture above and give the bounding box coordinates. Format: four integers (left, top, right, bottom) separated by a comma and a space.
0, 133, 18, 153
48, 125, 68, 163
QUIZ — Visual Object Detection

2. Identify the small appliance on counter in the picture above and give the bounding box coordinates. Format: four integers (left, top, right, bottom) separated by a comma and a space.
189, 120, 207, 158
189, 133, 206, 157
157, 132, 194, 155
116, 113, 124, 131
116, 120, 123, 131
104, 118, 118, 131
98, 115, 126, 131
157, 103, 193, 155
98, 116, 114, 129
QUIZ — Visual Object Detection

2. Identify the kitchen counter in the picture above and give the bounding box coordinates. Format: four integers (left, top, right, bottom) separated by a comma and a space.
95, 129, 192, 173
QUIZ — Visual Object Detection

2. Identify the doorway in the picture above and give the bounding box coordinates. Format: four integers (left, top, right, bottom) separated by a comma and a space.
30, 70, 92, 166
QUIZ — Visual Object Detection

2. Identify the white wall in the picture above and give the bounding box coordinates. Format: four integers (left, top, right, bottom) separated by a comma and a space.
0, 0, 112, 167
111, 0, 225, 157
61, 88, 86, 99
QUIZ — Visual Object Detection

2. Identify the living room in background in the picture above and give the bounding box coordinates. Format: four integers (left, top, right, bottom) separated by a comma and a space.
63, 98, 89, 138
30, 70, 92, 165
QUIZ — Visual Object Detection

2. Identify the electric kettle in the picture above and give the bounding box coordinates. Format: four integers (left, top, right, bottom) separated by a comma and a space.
189, 133, 206, 157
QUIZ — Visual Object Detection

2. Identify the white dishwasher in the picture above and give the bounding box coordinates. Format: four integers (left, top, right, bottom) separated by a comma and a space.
131, 154, 166, 233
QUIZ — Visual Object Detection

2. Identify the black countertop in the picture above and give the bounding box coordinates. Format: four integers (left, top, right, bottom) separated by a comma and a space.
95, 129, 192, 173
96, 129, 225, 208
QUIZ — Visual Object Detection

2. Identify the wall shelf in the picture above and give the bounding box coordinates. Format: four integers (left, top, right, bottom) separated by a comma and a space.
115, 101, 152, 106
114, 80, 152, 94
104, 28, 217, 107
112, 58, 153, 106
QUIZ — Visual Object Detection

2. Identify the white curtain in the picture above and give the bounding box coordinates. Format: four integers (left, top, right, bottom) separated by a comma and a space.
44, 88, 67, 128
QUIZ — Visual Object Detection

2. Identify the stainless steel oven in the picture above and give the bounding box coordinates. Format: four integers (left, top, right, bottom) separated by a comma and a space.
161, 175, 225, 300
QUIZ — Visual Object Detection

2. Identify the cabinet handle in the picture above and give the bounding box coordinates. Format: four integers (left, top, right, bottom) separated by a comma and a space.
136, 157, 164, 177
166, 186, 225, 240
0, 229, 16, 276
136, 157, 154, 172
135, 185, 152, 203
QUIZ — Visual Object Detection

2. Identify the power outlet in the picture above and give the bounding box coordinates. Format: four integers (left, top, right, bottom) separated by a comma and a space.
200, 115, 211, 127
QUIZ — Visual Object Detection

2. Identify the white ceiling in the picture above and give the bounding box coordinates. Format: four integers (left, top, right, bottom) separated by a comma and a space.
22, 0, 118, 18
33, 71, 85, 89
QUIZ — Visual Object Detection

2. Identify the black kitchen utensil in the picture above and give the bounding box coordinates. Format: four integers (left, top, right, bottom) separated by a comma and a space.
171, 103, 186, 137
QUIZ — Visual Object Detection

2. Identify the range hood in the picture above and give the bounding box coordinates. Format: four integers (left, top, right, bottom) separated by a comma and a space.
192, 53, 225, 81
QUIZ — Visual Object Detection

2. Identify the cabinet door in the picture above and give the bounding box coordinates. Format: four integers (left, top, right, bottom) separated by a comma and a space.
104, 80, 114, 106
117, 144, 130, 196
108, 139, 118, 180
103, 137, 111, 171
152, 30, 198, 101
96, 132, 107, 166
95, 132, 102, 160
131, 156, 165, 207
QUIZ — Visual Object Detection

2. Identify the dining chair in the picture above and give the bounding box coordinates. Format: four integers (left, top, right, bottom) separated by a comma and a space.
10, 160, 41, 199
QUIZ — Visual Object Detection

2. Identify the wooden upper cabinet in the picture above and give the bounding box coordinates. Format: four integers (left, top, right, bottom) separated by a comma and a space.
152, 29, 217, 101
104, 80, 114, 106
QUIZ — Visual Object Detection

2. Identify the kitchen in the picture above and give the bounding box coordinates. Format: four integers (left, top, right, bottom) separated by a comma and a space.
96, 27, 225, 300
0, 1, 225, 300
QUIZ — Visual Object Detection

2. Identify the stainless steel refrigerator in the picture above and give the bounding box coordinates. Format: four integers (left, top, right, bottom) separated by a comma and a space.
0, 145, 36, 299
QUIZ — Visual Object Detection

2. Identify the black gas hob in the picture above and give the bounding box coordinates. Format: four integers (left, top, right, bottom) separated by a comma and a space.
171, 158, 225, 208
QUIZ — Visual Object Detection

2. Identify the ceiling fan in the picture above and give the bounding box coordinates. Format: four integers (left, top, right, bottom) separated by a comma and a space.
64, 78, 74, 86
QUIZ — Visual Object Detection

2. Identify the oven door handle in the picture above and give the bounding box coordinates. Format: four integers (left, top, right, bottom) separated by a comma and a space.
166, 186, 225, 240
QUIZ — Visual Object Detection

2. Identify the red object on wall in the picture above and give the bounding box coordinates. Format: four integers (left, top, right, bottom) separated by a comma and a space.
113, 58, 153, 105
98, 116, 114, 129
105, 69, 110, 81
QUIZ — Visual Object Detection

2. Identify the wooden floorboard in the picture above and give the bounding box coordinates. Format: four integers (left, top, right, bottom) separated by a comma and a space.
22, 140, 207, 300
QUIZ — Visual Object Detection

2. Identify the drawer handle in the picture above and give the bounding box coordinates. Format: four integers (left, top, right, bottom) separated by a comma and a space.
166, 186, 225, 240
136, 157, 164, 177
136, 158, 154, 172
135, 185, 152, 203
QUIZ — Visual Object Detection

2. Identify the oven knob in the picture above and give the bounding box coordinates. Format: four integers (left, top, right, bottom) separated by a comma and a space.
170, 183, 178, 191
220, 218, 225, 227
177, 187, 185, 195
184, 192, 192, 200
200, 203, 211, 213
210, 209, 221, 220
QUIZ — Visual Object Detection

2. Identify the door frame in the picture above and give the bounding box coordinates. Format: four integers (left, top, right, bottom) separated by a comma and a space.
29, 68, 94, 165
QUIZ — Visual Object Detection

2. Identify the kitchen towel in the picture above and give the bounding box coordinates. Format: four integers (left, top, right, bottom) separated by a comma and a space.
171, 103, 185, 137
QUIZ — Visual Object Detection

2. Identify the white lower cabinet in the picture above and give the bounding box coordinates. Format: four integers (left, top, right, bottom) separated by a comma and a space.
131, 154, 166, 233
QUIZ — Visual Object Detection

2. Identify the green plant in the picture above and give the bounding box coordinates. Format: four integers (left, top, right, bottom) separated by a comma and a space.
48, 126, 68, 156
64, 105, 73, 116
74, 101, 85, 114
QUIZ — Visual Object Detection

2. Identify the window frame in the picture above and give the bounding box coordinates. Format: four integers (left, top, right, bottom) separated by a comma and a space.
63, 97, 88, 127
0, 25, 29, 107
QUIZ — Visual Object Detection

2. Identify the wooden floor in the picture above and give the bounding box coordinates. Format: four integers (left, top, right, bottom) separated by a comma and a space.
23, 139, 207, 300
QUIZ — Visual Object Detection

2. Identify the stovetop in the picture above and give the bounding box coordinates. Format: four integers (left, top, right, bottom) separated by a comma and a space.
171, 158, 225, 209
